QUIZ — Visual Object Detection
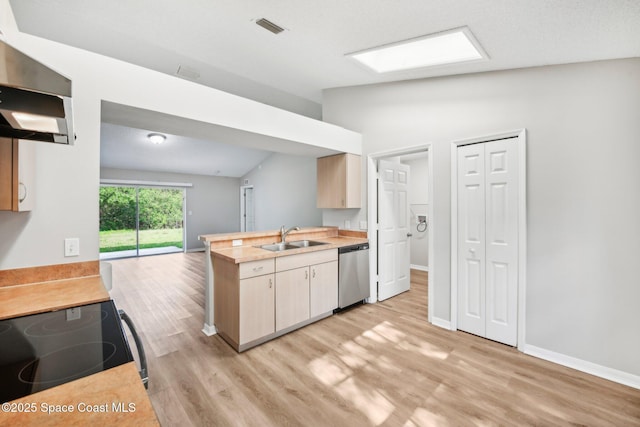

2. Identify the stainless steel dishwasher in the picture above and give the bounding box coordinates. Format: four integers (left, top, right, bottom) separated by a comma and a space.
338, 243, 370, 309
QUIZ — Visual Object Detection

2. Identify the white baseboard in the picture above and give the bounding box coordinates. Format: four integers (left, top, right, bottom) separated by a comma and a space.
410, 264, 429, 272
431, 317, 452, 330
201, 323, 217, 336
523, 344, 640, 390
187, 247, 206, 253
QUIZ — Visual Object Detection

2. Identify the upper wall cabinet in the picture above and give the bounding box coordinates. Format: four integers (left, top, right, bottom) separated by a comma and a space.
0, 137, 35, 212
317, 153, 361, 209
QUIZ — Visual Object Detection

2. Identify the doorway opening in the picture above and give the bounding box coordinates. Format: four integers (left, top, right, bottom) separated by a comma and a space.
99, 184, 186, 259
240, 185, 255, 232
367, 144, 434, 322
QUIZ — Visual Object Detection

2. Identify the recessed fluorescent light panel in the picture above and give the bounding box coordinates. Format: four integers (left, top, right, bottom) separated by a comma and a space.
348, 27, 487, 73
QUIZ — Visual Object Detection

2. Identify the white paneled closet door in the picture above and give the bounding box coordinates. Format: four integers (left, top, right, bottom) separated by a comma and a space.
457, 138, 519, 346
457, 143, 487, 338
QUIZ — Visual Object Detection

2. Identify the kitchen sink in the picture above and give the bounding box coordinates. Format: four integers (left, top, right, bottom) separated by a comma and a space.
258, 240, 329, 252
259, 242, 298, 252
288, 240, 329, 248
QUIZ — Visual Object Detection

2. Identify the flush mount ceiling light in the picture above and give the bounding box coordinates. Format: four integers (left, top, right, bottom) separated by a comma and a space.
347, 27, 488, 73
147, 133, 166, 144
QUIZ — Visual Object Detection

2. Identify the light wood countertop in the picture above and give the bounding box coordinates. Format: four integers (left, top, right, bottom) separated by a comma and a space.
199, 226, 337, 243
0, 275, 110, 320
211, 235, 368, 264
2, 362, 159, 426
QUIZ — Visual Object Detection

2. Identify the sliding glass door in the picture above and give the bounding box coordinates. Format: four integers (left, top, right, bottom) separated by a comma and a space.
99, 185, 185, 259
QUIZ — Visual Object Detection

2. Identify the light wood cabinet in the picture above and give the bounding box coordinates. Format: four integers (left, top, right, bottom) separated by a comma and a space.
275, 249, 338, 329
275, 267, 310, 331
239, 274, 275, 344
0, 137, 35, 212
317, 153, 361, 208
310, 261, 338, 318
214, 257, 275, 350
214, 248, 338, 352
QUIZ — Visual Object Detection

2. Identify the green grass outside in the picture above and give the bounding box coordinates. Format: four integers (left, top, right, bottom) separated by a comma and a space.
100, 228, 184, 253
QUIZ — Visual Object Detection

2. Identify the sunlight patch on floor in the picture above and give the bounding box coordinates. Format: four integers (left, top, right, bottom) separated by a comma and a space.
372, 321, 406, 343
309, 355, 353, 386
375, 355, 402, 373
404, 407, 450, 427
308, 353, 395, 425
338, 339, 378, 368
336, 377, 395, 425
397, 340, 449, 360
307, 320, 454, 425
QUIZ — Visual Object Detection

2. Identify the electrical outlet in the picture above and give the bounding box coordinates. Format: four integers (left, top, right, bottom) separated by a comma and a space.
345, 220, 351, 229
359, 220, 368, 230
66, 307, 81, 321
232, 239, 243, 247
64, 238, 80, 257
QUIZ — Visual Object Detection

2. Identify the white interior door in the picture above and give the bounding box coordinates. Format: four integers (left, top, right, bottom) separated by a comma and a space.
484, 139, 518, 345
241, 186, 255, 232
457, 138, 519, 346
378, 159, 411, 301
457, 143, 487, 337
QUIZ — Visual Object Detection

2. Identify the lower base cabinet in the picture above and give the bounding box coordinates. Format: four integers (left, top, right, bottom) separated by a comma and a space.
214, 248, 339, 352
275, 267, 310, 331
214, 257, 275, 349
310, 261, 338, 318
239, 274, 275, 344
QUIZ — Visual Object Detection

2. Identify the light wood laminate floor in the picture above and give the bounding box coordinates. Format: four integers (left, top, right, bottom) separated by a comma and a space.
109, 253, 640, 426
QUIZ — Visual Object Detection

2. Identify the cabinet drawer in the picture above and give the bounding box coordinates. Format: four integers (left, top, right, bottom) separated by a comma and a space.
276, 249, 338, 272
239, 258, 275, 279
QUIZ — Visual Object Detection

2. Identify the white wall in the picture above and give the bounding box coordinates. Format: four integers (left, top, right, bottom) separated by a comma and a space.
323, 58, 640, 378
402, 156, 429, 269
240, 153, 322, 231
0, 0, 359, 269
100, 168, 240, 250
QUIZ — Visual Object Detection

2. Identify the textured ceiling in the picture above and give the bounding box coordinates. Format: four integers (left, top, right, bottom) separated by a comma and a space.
8, 0, 640, 176
100, 123, 273, 178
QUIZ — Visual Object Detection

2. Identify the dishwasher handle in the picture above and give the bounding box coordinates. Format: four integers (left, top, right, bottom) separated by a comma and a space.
338, 243, 369, 254
118, 309, 149, 389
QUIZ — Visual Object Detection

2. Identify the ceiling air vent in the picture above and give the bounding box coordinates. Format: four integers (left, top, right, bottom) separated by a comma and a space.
256, 18, 285, 35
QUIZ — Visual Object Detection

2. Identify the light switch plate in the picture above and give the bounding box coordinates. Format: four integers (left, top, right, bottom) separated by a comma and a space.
345, 220, 351, 229
232, 239, 243, 247
64, 238, 80, 257
359, 220, 368, 230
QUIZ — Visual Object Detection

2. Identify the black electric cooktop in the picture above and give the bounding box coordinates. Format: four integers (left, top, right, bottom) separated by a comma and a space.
0, 300, 133, 403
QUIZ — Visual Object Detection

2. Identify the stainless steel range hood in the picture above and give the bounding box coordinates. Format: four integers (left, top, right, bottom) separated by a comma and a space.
0, 40, 74, 144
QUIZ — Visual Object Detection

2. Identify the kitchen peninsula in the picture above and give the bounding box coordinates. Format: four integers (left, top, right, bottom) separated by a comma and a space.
199, 226, 367, 351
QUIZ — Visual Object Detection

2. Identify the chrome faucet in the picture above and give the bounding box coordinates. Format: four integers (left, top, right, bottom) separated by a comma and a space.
280, 225, 300, 243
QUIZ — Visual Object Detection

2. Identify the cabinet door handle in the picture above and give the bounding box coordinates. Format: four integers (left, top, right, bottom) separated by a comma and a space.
18, 182, 27, 203
312, 268, 316, 278
268, 278, 272, 288
305, 270, 308, 280
253, 266, 264, 272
